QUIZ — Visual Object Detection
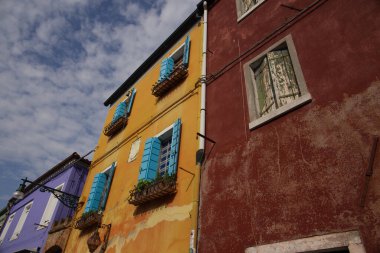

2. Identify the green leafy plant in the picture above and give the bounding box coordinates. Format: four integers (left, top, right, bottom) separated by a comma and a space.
136, 180, 152, 193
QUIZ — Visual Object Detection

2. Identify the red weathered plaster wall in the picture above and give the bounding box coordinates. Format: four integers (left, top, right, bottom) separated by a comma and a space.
200, 0, 380, 252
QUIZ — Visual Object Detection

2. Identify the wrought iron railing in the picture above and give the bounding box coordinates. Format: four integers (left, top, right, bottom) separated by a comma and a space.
103, 116, 128, 137
127, 177, 177, 206
152, 64, 188, 97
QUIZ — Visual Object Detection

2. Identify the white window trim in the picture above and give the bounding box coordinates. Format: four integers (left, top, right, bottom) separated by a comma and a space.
37, 183, 64, 230
245, 231, 365, 253
0, 213, 15, 244
155, 123, 175, 138
10, 201, 33, 241
101, 162, 117, 173
169, 41, 185, 59
236, 0, 266, 22
243, 34, 311, 130
122, 88, 136, 103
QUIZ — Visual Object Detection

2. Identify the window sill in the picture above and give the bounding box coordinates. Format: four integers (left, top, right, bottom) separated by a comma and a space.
152, 64, 188, 97
249, 93, 311, 130
103, 116, 128, 137
237, 1, 265, 23
128, 177, 177, 206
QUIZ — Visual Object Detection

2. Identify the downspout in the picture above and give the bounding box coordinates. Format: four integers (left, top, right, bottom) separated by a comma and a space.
199, 0, 207, 158
192, 2, 207, 253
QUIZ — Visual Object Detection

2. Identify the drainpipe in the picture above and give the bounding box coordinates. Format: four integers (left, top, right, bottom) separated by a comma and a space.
192, 2, 207, 253
199, 0, 207, 158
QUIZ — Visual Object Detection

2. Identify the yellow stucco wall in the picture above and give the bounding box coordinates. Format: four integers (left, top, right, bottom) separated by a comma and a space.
65, 20, 203, 253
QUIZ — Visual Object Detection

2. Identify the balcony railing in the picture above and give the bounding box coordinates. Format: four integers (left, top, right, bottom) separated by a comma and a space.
103, 116, 128, 137
127, 176, 177, 206
152, 64, 188, 97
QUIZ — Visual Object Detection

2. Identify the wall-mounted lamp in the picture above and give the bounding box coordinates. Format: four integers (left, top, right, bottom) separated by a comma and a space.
13, 177, 79, 209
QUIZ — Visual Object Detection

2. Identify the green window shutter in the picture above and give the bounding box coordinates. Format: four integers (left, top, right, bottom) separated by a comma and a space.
168, 118, 181, 175
138, 138, 161, 181
158, 58, 174, 83
84, 173, 107, 213
100, 162, 116, 210
182, 35, 190, 68
126, 88, 136, 116
112, 101, 127, 122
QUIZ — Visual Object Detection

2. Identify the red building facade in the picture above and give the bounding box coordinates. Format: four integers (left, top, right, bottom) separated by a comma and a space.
199, 0, 380, 252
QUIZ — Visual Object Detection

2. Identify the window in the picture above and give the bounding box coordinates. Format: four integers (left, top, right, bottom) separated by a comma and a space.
245, 231, 364, 253
38, 184, 64, 230
236, 0, 265, 20
138, 118, 181, 182
84, 162, 116, 213
244, 35, 311, 129
0, 213, 15, 244
104, 88, 136, 136
128, 119, 181, 205
152, 36, 190, 97
10, 202, 33, 240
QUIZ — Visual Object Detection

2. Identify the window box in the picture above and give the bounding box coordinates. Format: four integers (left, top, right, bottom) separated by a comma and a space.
74, 211, 102, 230
127, 175, 177, 206
152, 63, 188, 97
103, 116, 128, 137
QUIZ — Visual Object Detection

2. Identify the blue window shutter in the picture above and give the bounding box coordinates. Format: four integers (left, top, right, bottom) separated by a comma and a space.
182, 35, 190, 68
126, 88, 136, 116
168, 119, 181, 175
84, 173, 107, 213
113, 101, 127, 122
158, 58, 174, 83
138, 138, 161, 181
100, 162, 116, 210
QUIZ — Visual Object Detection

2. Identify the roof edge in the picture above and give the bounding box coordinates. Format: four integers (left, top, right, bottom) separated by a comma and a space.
103, 6, 204, 106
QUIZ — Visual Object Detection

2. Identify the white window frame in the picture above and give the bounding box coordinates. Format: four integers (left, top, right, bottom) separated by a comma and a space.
0, 213, 15, 244
168, 41, 186, 63
10, 201, 33, 241
245, 231, 365, 253
236, 0, 266, 22
37, 183, 64, 230
243, 35, 311, 130
101, 162, 116, 173
154, 123, 175, 177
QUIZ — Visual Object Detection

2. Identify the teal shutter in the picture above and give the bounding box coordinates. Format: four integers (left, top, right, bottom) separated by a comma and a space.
182, 36, 190, 68
158, 58, 174, 83
84, 173, 107, 213
126, 88, 136, 116
168, 119, 181, 175
138, 138, 161, 181
113, 101, 127, 122
100, 162, 116, 210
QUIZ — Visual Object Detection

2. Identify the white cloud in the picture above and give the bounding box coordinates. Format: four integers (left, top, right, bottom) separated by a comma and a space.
0, 0, 199, 206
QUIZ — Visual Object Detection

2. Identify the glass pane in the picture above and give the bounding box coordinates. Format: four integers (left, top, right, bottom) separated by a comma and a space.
267, 49, 301, 107
254, 57, 276, 116
158, 139, 172, 177
241, 0, 261, 13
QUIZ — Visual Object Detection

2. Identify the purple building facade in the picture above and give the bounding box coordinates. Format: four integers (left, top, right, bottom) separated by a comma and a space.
0, 153, 89, 253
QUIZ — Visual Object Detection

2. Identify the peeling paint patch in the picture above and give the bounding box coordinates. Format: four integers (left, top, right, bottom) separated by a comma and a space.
126, 203, 192, 243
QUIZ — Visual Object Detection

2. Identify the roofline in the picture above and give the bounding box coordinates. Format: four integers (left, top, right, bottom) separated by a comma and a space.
103, 3, 208, 106
15, 152, 90, 199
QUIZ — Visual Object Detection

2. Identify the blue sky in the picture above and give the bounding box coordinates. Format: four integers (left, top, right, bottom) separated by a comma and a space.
0, 0, 199, 208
